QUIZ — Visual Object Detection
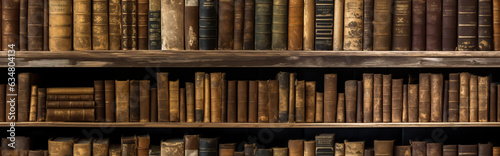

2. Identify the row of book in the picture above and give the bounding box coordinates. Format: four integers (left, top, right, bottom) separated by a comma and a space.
4, 72, 500, 122
1, 0, 500, 51
2, 134, 500, 156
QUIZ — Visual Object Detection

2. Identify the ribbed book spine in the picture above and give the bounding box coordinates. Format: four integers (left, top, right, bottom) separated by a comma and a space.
219, 0, 235, 50
272, 0, 288, 50
305, 81, 316, 123
343, 0, 363, 50
392, 0, 411, 50
459, 72, 470, 122
243, 0, 255, 50
470, 75, 478, 122
478, 0, 493, 50
412, 0, 425, 50
478, 76, 489, 122
363, 73, 373, 122
345, 80, 357, 123
93, 0, 109, 50
315, 0, 333, 50
419, 73, 431, 122
20, 0, 27, 51
137, 0, 148, 50
430, 74, 443, 122
392, 79, 403, 122
27, 0, 44, 51
289, 73, 296, 122
333, 0, 344, 50
234, 0, 244, 49
149, 0, 161, 50
255, 0, 273, 50
288, 0, 303, 50
494, 0, 500, 50
109, 0, 121, 50
426, 0, 442, 50
373, 74, 382, 122
382, 74, 391, 122
122, 0, 137, 50
74, 0, 92, 50
2, 0, 20, 51
458, 0, 478, 51
161, 0, 184, 50
448, 73, 459, 122
443, 0, 457, 51
199, 0, 218, 50
363, 0, 373, 50
238, 81, 248, 122
324, 74, 337, 123
373, 0, 392, 50
278, 72, 290, 122
49, 0, 72, 51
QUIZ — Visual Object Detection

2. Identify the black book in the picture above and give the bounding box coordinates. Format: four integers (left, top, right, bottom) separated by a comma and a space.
314, 0, 334, 50
315, 134, 335, 156
148, 0, 161, 50
199, 138, 218, 156
129, 80, 140, 122
199, 0, 218, 50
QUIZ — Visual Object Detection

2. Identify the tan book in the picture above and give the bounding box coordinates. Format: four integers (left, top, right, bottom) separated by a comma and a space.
333, 0, 345, 50
139, 80, 150, 122
138, 135, 150, 156
289, 140, 304, 156
161, 139, 184, 156
180, 88, 186, 122
303, 0, 315, 50
258, 80, 269, 122
227, 81, 236, 122
73, 0, 91, 50
186, 82, 195, 122
345, 141, 364, 156
49, 0, 72, 51
156, 73, 169, 122
48, 137, 77, 156
394, 145, 411, 156
289, 73, 297, 122
343, 0, 363, 50
373, 74, 383, 122
273, 147, 288, 156
108, 0, 121, 50
305, 81, 316, 123
324, 74, 338, 123
249, 80, 258, 123
304, 141, 316, 156
382, 74, 392, 122
92, 138, 109, 156
92, 0, 109, 50
411, 141, 426, 156
204, 73, 211, 122
335, 143, 345, 156
392, 79, 403, 122
345, 80, 357, 123
288, 0, 304, 50
161, 0, 184, 50
337, 93, 346, 122
459, 72, 470, 122
374, 140, 393, 156
363, 73, 373, 122
46, 87, 94, 95
219, 143, 236, 156
493, 147, 500, 156
408, 84, 418, 122
296, 80, 306, 122
268, 80, 279, 123
419, 73, 431, 122
430, 74, 443, 122
122, 136, 138, 156
316, 92, 324, 122
73, 138, 91, 156
469, 75, 478, 122
29, 85, 38, 122
478, 76, 489, 122
115, 80, 130, 122
169, 80, 180, 122
195, 72, 204, 122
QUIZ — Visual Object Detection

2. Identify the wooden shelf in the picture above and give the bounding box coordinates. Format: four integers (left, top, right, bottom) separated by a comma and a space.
1, 50, 500, 68
3, 122, 500, 128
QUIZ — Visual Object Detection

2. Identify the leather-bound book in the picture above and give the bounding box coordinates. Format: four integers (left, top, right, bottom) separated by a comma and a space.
374, 140, 393, 156
363, 73, 374, 122
27, 0, 44, 51
493, 147, 500, 156
495, 0, 500, 51
315, 0, 334, 50
184, 0, 198, 50
255, 149, 272, 156
273, 148, 288, 156
74, 138, 92, 156
238, 81, 248, 122
29, 150, 44, 156
219, 0, 234, 50
343, 0, 363, 50
46, 95, 94, 101
170, 80, 180, 122
333, 0, 344, 50
48, 137, 77, 156
18, 73, 31, 122
156, 73, 169, 122
137, 135, 150, 156
130, 80, 140, 122
105, 80, 116, 122
269, 80, 279, 122
392, 0, 411, 50
392, 79, 403, 122
459, 72, 471, 122
457, 0, 478, 51
478, 76, 489, 122
46, 87, 94, 95
109, 0, 121, 50
227, 81, 237, 122
93, 138, 109, 156
382, 74, 392, 122
116, 80, 130, 122
29, 85, 38, 122
443, 81, 449, 122
449, 73, 459, 122
184, 135, 199, 156
73, 0, 92, 50
161, 139, 184, 156
419, 73, 431, 122
149, 0, 161, 50
430, 74, 443, 122
304, 140, 316, 156
137, 0, 148, 50
373, 74, 383, 122
278, 72, 290, 122
363, 0, 374, 50
289, 73, 297, 122
199, 138, 218, 156
316, 92, 324, 122
181, 87, 187, 122
204, 73, 211, 122
443, 0, 457, 51
373, 0, 392, 50
303, 0, 315, 50
427, 143, 443, 156
289, 140, 304, 156
20, 0, 27, 51
122, 136, 138, 156
139, 80, 150, 122
478, 143, 492, 156
14, 136, 30, 156
121, 0, 138, 50
258, 80, 270, 122
272, 0, 288, 50
186, 83, 195, 122
214, 73, 224, 122
426, 0, 442, 50
490, 83, 497, 122
296, 80, 306, 122
46, 109, 95, 121
402, 84, 408, 122
249, 80, 258, 123
411, 141, 426, 156
234, 0, 244, 49
243, 0, 255, 50
245, 144, 256, 156
109, 144, 121, 156
46, 101, 95, 108
335, 143, 345, 156
411, 0, 425, 51
365, 149, 374, 156
255, 0, 272, 50
2, 0, 20, 51
345, 141, 364, 156
195, 72, 204, 122
345, 80, 357, 123
337, 93, 346, 122
478, 0, 493, 50
356, 81, 363, 123
161, 0, 184, 50
220, 143, 236, 156
315, 134, 335, 156
288, 0, 304, 50
395, 146, 411, 156
324, 74, 337, 123
306, 81, 316, 123
443, 145, 457, 156
458, 145, 478, 156
43, 0, 48, 51
94, 80, 105, 122
92, 0, 109, 50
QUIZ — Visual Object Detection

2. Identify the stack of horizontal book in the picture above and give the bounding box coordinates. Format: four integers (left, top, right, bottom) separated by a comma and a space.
45, 87, 96, 121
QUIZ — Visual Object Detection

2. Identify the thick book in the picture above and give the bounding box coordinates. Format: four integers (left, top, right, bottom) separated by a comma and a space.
343, 0, 363, 50
130, 80, 140, 122
199, 138, 218, 156
412, 0, 425, 50
365, 149, 374, 156
363, 0, 374, 50
46, 108, 95, 121
93, 138, 109, 156
46, 87, 94, 95
186, 83, 195, 122
443, 145, 457, 156
95, 80, 105, 122
495, 0, 500, 51
333, 0, 344, 50
478, 76, 489, 122
74, 138, 91, 156
493, 147, 500, 156
157, 73, 169, 122
373, 74, 383, 122
170, 80, 180, 122
243, 0, 255, 50
220, 143, 236, 156
219, 0, 235, 50
324, 74, 337, 123
449, 73, 459, 122
443, 81, 449, 122
411, 141, 426, 156
345, 80, 357, 123
273, 147, 288, 156
373, 0, 392, 50
335, 143, 345, 156
272, 0, 288, 50
345, 141, 364, 156
289, 140, 304, 156
315, 0, 334, 50
161, 0, 184, 50
458, 145, 478, 156
92, 0, 109, 50
184, 0, 198, 50
121, 0, 137, 50
204, 73, 211, 122
122, 136, 138, 156
20, 0, 27, 51
296, 80, 306, 122
249, 80, 258, 122
478, 143, 492, 156
199, 0, 217, 50
337, 93, 346, 122
228, 81, 237, 122
268, 80, 279, 123
315, 134, 335, 156
140, 80, 150, 122
490, 83, 497, 122
304, 140, 316, 156
234, 0, 244, 49
109, 0, 121, 50
443, 0, 458, 51
46, 101, 95, 108
459, 72, 470, 122
316, 92, 324, 122
374, 140, 394, 156
46, 95, 94, 101
392, 0, 411, 50
105, 80, 116, 122
394, 146, 411, 156
137, 135, 150, 156
2, 0, 20, 51
116, 80, 130, 122
289, 73, 297, 122
426, 0, 442, 50
258, 80, 270, 122
255, 0, 273, 50
478, 0, 493, 50
427, 143, 443, 156
109, 144, 121, 156
305, 81, 316, 123
382, 74, 392, 122
356, 81, 363, 123
392, 79, 403, 122
288, 0, 304, 50
278, 72, 290, 122
136, 0, 148, 50
303, 0, 315, 50
18, 73, 31, 122
457, 0, 478, 51
430, 74, 443, 122
151, 88, 158, 122
363, 73, 374, 122
73, 0, 92, 50
237, 81, 248, 122
245, 144, 256, 156
148, 0, 161, 50
402, 84, 408, 122
419, 73, 431, 122
27, 0, 44, 51
210, 73, 223, 122
48, 137, 77, 156
195, 72, 204, 122
29, 85, 38, 122
184, 135, 199, 156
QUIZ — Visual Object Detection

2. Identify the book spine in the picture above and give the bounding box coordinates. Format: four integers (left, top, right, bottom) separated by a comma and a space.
458, 145, 478, 156
48, 138, 75, 155
180, 88, 185, 122
470, 75, 478, 122
458, 0, 478, 51
392, 79, 403, 122
382, 74, 392, 122
203, 74, 211, 122
479, 143, 493, 156
419, 73, 431, 122
116, 80, 130, 122
306, 81, 316, 123
186, 83, 195, 122
288, 0, 304, 50
343, 0, 363, 50
258, 80, 269, 122
255, 0, 272, 50
289, 140, 304, 156
493, 147, 500, 156
303, 0, 315, 50
335, 143, 345, 156
333, 0, 344, 50
412, 0, 425, 50
219, 0, 235, 50
289, 73, 297, 122
249, 80, 258, 122
363, 73, 373, 122
46, 109, 95, 121
315, 0, 334, 50
137, 0, 148, 50
140, 80, 150, 122
219, 143, 236, 156
227, 81, 237, 122
49, 0, 72, 51
2, 0, 20, 51
478, 0, 493, 50
426, 0, 442, 50
243, 0, 255, 50
121, 0, 138, 50
324, 74, 337, 123
184, 135, 199, 156
363, 0, 374, 50
237, 81, 248, 122
356, 80, 363, 122
373, 74, 382, 122
169, 80, 180, 122
278, 72, 290, 122
408, 84, 418, 122
93, 0, 109, 50
199, 138, 218, 156
29, 85, 38, 122
268, 80, 279, 122
459, 72, 470, 122
315, 134, 335, 155
73, 0, 92, 50
316, 92, 324, 122
46, 101, 95, 108
295, 80, 306, 122
234, 0, 244, 49
344, 141, 365, 156
411, 141, 427, 156
373, 0, 391, 50
95, 80, 105, 122
304, 141, 316, 156
244, 144, 256, 156
20, 0, 27, 51
46, 87, 94, 95
490, 83, 497, 122
27, 0, 44, 51
105, 80, 116, 122
448, 73, 459, 122
138, 136, 150, 156
392, 0, 411, 50
495, 0, 500, 50
195, 72, 204, 122
18, 73, 30, 122
43, 0, 49, 51
430, 74, 443, 122
221, 74, 227, 122
478, 76, 489, 122
109, 0, 121, 50
272, 0, 288, 50
161, 140, 184, 155
443, 81, 449, 122
443, 145, 457, 156
161, 0, 184, 50
157, 73, 169, 122
374, 140, 394, 156
74, 140, 92, 156
443, 0, 458, 51
273, 148, 288, 156
109, 145, 121, 156
427, 143, 443, 156
130, 80, 140, 122
395, 146, 411, 156
151, 88, 158, 122
402, 84, 408, 122
345, 80, 357, 123
210, 73, 222, 122
184, 0, 198, 50
337, 93, 345, 122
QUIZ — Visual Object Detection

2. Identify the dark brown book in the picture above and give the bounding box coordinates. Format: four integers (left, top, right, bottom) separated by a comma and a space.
2, 0, 20, 51
122, 136, 138, 156
345, 141, 365, 156
395, 146, 411, 156
140, 80, 150, 122
288, 0, 304, 50
93, 138, 109, 156
74, 138, 92, 156
221, 74, 228, 122
228, 80, 237, 122
392, 0, 411, 50
382, 74, 392, 122
130, 80, 140, 122
245, 143, 256, 156
335, 143, 345, 156
18, 73, 31, 122
478, 143, 492, 156
73, 0, 92, 50
205, 73, 215, 123
48, 137, 76, 156
105, 80, 116, 122
109, 0, 121, 50
496, 0, 500, 51
289, 140, 304, 156
220, 143, 236, 156
116, 80, 130, 122
169, 80, 180, 122
181, 87, 186, 122
269, 80, 279, 123
457, 0, 478, 51
402, 84, 408, 122
324, 74, 337, 123
363, 73, 373, 122
289, 73, 297, 122
243, 0, 255, 50
137, 135, 150, 156
184, 0, 198, 50
195, 72, 204, 122
249, 80, 258, 123
92, 0, 109, 50
374, 74, 383, 122
460, 72, 471, 122
478, 0, 493, 50
258, 80, 270, 122
443, 145, 457, 156
316, 92, 324, 122
303, 0, 314, 50
46, 108, 95, 121
374, 140, 394, 156
343, 0, 363, 51
157, 73, 169, 122
412, 0, 426, 50
109, 144, 121, 156
296, 80, 306, 122
363, 0, 374, 50
365, 149, 374, 156
490, 83, 497, 122
184, 135, 199, 156
94, 80, 105, 122
392, 79, 403, 122
337, 93, 346, 123
27, 0, 44, 51
333, 0, 344, 50
443, 81, 449, 122
46, 87, 94, 95
234, 0, 244, 49
46, 94, 94, 101
219, 0, 235, 50
278, 72, 290, 122
458, 145, 478, 156
373, 0, 392, 50
43, 0, 48, 51
29, 85, 38, 122
478, 76, 489, 122
0, 84, 5, 122
345, 80, 357, 123
427, 143, 443, 156
237, 81, 248, 122
36, 90, 46, 122
470, 75, 478, 122
161, 0, 184, 50
419, 73, 431, 122
186, 83, 194, 122
304, 140, 315, 156
493, 147, 500, 156
449, 73, 460, 122
443, 0, 458, 51
430, 74, 443, 122
136, 0, 148, 50
306, 81, 316, 123
29, 150, 44, 156
121, 0, 138, 50
46, 101, 95, 108
411, 141, 426, 156
356, 81, 363, 123
426, 0, 442, 50
496, 84, 499, 121
20, 0, 27, 51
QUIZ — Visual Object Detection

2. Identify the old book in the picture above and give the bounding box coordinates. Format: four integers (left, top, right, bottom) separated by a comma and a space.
343, 0, 363, 50
391, 79, 403, 122
18, 73, 31, 122
443, 0, 458, 51
105, 80, 116, 122
147, 0, 161, 49
335, 143, 345, 156
363, 73, 373, 122
490, 83, 497, 122
256, 149, 273, 156
374, 140, 393, 156
195, 72, 204, 122
169, 80, 180, 122
411, 141, 426, 156
458, 0, 478, 51
29, 85, 38, 122
345, 141, 364, 156
150, 88, 157, 122
115, 80, 130, 122
296, 80, 306, 122
249, 80, 258, 122
362, 0, 374, 50
365, 149, 374, 156
139, 80, 150, 122
412, 0, 425, 50
184, 135, 199, 156
258, 80, 270, 122
271, 0, 287, 50
46, 87, 94, 95
478, 76, 489, 122
459, 72, 471, 122
204, 73, 211, 122
220, 76, 228, 121
427, 143, 443, 156
304, 141, 315, 156
218, 0, 234, 50
337, 93, 346, 122
199, 138, 217, 155
234, 0, 244, 49
92, 0, 109, 50
273, 148, 288, 156
227, 81, 237, 122
493, 147, 500, 156
243, 0, 255, 50
356, 81, 363, 123
443, 81, 449, 122
345, 80, 357, 123
20, 0, 27, 51
220, 143, 236, 156
268, 80, 279, 122
471, 75, 479, 122
449, 73, 459, 122
46, 101, 95, 108
303, 0, 315, 50
161, 0, 184, 50
27, 0, 44, 51
157, 73, 169, 122
255, 0, 272, 50
478, 143, 492, 156
402, 84, 408, 122
93, 138, 109, 156
186, 83, 195, 122
122, 136, 138, 156
316, 92, 324, 122
245, 144, 256, 156
181, 87, 187, 122
443, 145, 457, 156
137, 135, 150, 156
136, 0, 148, 50
109, 0, 121, 50
74, 138, 91, 156
306, 81, 316, 123
29, 150, 44, 156
48, 137, 76, 156
394, 146, 411, 156
93, 80, 105, 122
46, 108, 95, 121
210, 73, 222, 122
333, 0, 344, 50
324, 74, 337, 123
182, 0, 198, 50
419, 73, 431, 122
2, 0, 20, 51
315, 134, 335, 156
495, 0, 500, 51
373, 74, 383, 122
392, 0, 411, 50
237, 81, 248, 122
278, 72, 290, 122
373, 0, 392, 50
73, 0, 92, 50
288, 0, 304, 50
382, 74, 392, 122
426, 0, 442, 50
46, 95, 94, 101
430, 74, 443, 122
289, 73, 297, 122
199, 0, 218, 50
129, 80, 140, 122
43, 0, 48, 50
109, 144, 121, 156
458, 145, 478, 156
289, 140, 304, 156
315, 0, 334, 50
121, 0, 137, 50
478, 0, 493, 50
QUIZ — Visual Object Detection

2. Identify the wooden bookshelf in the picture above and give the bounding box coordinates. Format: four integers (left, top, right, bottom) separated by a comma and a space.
1, 50, 500, 68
